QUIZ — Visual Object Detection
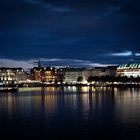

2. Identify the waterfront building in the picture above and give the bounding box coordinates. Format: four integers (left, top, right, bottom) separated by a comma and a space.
60, 66, 117, 84
0, 67, 27, 85
30, 62, 117, 84
117, 63, 140, 77
84, 66, 117, 78
98, 66, 117, 77
83, 69, 93, 82
63, 68, 85, 83
30, 67, 44, 81
57, 68, 65, 83
44, 67, 57, 83
30, 67, 57, 83
106, 66, 117, 76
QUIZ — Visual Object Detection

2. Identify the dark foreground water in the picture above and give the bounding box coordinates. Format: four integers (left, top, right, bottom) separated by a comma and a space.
0, 87, 140, 139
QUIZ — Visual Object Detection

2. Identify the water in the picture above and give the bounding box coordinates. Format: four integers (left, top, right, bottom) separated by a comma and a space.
0, 87, 140, 139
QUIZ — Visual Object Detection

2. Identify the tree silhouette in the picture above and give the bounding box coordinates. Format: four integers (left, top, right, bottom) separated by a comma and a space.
77, 76, 83, 83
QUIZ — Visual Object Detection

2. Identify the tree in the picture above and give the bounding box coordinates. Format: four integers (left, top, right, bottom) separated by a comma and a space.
77, 76, 83, 83
87, 76, 94, 83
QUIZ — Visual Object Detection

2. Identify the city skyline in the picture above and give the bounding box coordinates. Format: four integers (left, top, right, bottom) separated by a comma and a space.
0, 0, 140, 70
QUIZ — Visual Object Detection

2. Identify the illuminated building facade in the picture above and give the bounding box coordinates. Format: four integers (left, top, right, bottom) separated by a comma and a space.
117, 63, 140, 77
84, 66, 117, 79
31, 67, 57, 83
61, 66, 117, 84
0, 68, 27, 84
44, 67, 57, 83
64, 68, 85, 83
31, 67, 44, 81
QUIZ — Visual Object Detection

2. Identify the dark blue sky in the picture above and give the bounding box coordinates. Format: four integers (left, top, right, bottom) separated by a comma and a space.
0, 0, 140, 69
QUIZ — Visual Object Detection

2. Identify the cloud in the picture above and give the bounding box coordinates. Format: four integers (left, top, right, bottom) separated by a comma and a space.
135, 53, 140, 56
0, 58, 116, 71
30, 58, 92, 67
37, 58, 116, 67
110, 51, 133, 56
110, 51, 140, 57
0, 59, 34, 71
45, 4, 74, 14
24, 0, 74, 14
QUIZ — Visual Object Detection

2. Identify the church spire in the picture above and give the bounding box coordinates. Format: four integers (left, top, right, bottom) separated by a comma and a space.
38, 59, 41, 68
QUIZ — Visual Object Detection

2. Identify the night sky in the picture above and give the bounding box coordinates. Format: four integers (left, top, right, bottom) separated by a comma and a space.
0, 0, 140, 70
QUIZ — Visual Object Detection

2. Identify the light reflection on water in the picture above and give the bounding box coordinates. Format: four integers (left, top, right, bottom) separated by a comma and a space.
0, 87, 140, 139
114, 88, 140, 129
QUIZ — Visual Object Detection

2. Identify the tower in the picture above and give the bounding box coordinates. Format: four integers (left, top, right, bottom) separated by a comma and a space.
38, 59, 41, 68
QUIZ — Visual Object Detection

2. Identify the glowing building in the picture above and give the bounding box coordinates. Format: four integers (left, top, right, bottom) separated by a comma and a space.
117, 63, 140, 77
0, 68, 27, 84
31, 67, 57, 83
64, 68, 85, 83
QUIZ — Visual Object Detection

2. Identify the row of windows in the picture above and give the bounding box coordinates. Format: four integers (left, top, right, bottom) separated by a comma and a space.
0, 75, 15, 78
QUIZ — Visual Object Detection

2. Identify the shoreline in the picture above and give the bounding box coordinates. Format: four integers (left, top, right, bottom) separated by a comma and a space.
5, 83, 140, 88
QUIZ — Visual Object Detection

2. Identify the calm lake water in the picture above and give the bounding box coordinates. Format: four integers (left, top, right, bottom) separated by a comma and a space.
0, 87, 140, 139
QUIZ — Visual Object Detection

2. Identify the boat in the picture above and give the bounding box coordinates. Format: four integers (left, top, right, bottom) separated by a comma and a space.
0, 87, 18, 93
